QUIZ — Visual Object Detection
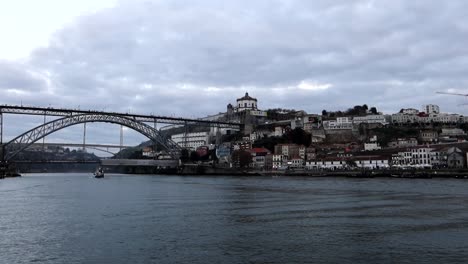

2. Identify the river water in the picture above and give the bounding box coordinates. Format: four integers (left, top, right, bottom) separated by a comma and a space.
1, 174, 468, 264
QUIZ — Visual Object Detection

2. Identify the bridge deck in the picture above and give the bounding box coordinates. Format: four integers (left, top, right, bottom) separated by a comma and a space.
0, 105, 241, 128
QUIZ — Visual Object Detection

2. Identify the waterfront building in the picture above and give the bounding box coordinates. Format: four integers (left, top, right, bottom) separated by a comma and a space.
250, 148, 271, 169
408, 147, 434, 166
353, 156, 390, 169
305, 156, 389, 170
445, 147, 465, 168
232, 141, 252, 151
305, 147, 317, 161
264, 154, 273, 170
171, 132, 210, 150
299, 145, 306, 160
272, 154, 284, 169
288, 156, 305, 169
274, 144, 301, 160
306, 159, 345, 170
392, 147, 445, 168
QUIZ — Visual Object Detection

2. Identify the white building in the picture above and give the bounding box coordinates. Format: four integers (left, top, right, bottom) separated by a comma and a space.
409, 147, 434, 166
288, 157, 304, 169
388, 138, 418, 148
171, 132, 210, 150
354, 157, 390, 169
423, 104, 440, 114
440, 128, 466, 137
353, 115, 388, 125
433, 114, 460, 123
402, 108, 420, 115
305, 156, 389, 170
364, 142, 381, 151
391, 113, 419, 124
323, 117, 353, 130
236, 92, 258, 112
272, 154, 284, 169
305, 159, 347, 170
392, 147, 442, 168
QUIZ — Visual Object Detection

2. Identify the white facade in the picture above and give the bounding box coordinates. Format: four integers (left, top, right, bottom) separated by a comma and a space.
423, 104, 440, 114
388, 138, 418, 148
364, 142, 381, 151
272, 155, 284, 169
353, 115, 388, 125
354, 159, 390, 169
440, 128, 466, 137
305, 160, 347, 170
392, 147, 442, 167
171, 132, 210, 150
236, 92, 258, 112
288, 158, 304, 169
392, 112, 461, 124
299, 146, 306, 160
323, 117, 353, 130
402, 108, 420, 115
391, 113, 419, 124
305, 158, 389, 170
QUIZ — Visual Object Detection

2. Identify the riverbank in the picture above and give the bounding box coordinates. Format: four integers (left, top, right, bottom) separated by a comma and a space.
177, 165, 468, 178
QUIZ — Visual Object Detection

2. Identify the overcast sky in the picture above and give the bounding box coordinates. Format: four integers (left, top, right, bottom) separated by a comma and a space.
2, 0, 468, 148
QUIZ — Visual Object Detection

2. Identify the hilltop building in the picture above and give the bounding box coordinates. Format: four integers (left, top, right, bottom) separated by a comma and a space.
423, 104, 440, 114
236, 92, 258, 112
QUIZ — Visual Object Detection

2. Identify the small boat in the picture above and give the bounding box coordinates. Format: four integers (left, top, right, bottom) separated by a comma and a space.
94, 167, 104, 178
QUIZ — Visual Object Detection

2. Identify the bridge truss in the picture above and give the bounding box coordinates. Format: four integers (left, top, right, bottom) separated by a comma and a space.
0, 105, 241, 127
1, 113, 185, 162
0, 105, 242, 168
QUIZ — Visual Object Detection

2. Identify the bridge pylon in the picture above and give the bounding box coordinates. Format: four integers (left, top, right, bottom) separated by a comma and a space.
0, 145, 6, 178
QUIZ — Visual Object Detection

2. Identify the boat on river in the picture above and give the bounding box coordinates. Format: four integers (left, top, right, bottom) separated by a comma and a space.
94, 167, 104, 178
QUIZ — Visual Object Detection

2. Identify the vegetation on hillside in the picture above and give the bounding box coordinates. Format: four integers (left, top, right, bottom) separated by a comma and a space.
322, 104, 378, 119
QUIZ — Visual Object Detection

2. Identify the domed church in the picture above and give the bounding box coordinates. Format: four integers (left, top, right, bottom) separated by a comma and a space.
236, 92, 258, 112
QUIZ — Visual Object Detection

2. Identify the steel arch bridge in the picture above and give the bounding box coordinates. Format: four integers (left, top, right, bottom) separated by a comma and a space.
1, 113, 182, 162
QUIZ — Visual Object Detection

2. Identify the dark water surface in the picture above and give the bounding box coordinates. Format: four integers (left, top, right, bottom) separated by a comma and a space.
1, 174, 468, 264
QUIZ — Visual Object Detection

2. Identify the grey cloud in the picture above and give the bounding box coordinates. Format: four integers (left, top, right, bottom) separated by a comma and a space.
0, 61, 47, 92
2, 0, 468, 145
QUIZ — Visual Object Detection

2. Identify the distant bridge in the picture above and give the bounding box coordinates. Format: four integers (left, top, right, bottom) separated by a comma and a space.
27, 142, 134, 156
0, 105, 242, 172
29, 142, 133, 149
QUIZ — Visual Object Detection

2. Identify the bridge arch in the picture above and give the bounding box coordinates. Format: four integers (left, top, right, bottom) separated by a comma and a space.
1, 114, 181, 162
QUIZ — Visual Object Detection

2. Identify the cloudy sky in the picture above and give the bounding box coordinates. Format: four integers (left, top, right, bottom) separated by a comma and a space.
2, 0, 468, 148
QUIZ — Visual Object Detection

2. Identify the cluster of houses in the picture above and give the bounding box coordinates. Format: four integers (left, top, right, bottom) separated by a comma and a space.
227, 142, 468, 171
155, 92, 468, 170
